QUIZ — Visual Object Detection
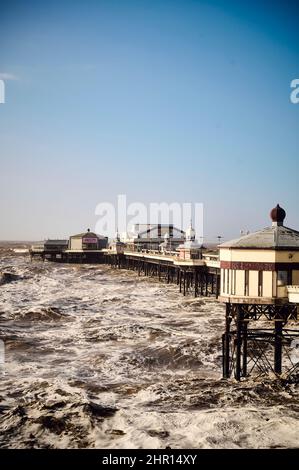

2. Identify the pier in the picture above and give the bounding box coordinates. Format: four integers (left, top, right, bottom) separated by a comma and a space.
29, 207, 299, 381
30, 245, 221, 297
103, 250, 220, 298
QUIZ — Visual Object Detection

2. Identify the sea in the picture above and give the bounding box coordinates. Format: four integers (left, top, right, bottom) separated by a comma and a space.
0, 250, 298, 448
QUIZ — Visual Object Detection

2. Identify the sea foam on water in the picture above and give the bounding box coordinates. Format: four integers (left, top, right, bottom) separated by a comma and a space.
0, 252, 298, 449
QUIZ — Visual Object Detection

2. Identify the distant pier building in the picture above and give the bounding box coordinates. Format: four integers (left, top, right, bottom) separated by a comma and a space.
31, 230, 108, 263
177, 222, 203, 260
68, 229, 107, 251
30, 239, 68, 261
108, 230, 126, 255
122, 224, 185, 252
65, 229, 108, 262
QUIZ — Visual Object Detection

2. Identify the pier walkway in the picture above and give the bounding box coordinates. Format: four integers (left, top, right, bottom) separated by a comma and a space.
29, 245, 220, 298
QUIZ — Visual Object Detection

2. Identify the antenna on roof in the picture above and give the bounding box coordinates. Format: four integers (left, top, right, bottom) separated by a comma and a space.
240, 229, 249, 236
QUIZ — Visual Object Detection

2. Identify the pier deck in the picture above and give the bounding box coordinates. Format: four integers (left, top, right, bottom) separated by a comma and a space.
29, 246, 221, 298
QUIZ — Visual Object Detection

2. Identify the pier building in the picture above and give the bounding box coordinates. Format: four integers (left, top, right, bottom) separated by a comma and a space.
177, 222, 203, 260
30, 239, 68, 261
220, 205, 299, 380
122, 224, 185, 251
108, 230, 126, 254
64, 229, 108, 262
68, 229, 107, 251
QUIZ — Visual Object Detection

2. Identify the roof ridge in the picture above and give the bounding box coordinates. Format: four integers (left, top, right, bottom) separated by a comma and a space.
220, 223, 299, 249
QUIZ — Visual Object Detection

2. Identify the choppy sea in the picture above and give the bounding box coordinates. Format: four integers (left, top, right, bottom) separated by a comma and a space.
0, 252, 298, 448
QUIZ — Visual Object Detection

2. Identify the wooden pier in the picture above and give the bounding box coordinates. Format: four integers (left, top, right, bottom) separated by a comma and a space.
29, 246, 220, 298
29, 219, 299, 382
103, 250, 220, 298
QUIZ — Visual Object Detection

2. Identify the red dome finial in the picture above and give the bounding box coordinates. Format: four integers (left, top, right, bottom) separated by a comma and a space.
270, 204, 286, 225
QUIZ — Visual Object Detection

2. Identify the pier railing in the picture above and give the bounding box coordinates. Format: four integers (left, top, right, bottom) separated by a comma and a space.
126, 248, 180, 258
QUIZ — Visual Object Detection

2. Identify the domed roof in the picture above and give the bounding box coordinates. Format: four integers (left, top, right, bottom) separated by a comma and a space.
270, 204, 286, 225
186, 223, 196, 241
220, 205, 299, 250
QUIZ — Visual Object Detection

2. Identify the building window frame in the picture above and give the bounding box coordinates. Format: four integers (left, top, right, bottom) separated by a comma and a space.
277, 270, 288, 287
232, 269, 236, 295
258, 271, 263, 297
244, 270, 249, 296
226, 269, 229, 294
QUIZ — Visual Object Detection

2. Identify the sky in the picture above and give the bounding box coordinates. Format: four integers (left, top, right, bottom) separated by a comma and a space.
0, 0, 298, 241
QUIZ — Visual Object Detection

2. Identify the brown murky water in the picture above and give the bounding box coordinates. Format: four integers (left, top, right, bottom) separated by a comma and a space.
0, 252, 298, 448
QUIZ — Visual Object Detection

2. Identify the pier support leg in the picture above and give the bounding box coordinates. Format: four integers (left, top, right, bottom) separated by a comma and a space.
216, 275, 220, 299
200, 272, 204, 296
274, 321, 283, 375
235, 305, 243, 381
242, 321, 248, 377
223, 303, 231, 378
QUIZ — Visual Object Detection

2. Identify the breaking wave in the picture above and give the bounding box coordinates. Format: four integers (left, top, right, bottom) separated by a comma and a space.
0, 252, 298, 448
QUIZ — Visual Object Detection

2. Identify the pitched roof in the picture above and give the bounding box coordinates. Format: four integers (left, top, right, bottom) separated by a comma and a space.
137, 225, 185, 238
220, 225, 299, 250
71, 231, 98, 238
44, 240, 69, 245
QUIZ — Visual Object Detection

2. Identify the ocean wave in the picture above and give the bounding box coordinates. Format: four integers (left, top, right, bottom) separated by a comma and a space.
0, 254, 298, 449
11, 306, 67, 322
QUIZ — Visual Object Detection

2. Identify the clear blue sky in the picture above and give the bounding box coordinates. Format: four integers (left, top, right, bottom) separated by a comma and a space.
0, 0, 298, 241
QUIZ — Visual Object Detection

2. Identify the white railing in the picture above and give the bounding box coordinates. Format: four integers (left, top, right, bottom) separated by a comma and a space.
124, 248, 179, 259
287, 285, 299, 304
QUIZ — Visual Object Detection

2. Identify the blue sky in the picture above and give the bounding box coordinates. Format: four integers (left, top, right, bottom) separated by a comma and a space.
0, 0, 298, 241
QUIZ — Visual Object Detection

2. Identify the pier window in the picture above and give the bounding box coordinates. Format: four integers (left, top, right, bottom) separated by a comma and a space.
258, 271, 263, 297
292, 270, 299, 285
221, 269, 225, 293
272, 272, 277, 297
83, 242, 98, 250
226, 269, 229, 294
244, 270, 249, 296
231, 270, 236, 295
277, 270, 288, 286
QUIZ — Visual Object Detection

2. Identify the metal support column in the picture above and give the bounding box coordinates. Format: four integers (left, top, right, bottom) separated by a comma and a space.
235, 305, 243, 381
274, 321, 283, 375
223, 303, 231, 378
